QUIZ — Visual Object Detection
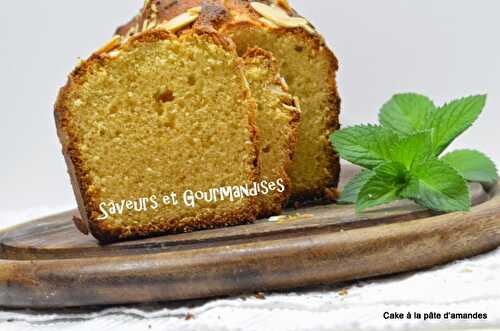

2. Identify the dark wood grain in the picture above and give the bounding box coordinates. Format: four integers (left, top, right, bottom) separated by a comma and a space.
0, 167, 498, 308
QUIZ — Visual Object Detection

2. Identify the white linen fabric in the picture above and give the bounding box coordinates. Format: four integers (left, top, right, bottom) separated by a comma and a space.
1, 208, 499, 331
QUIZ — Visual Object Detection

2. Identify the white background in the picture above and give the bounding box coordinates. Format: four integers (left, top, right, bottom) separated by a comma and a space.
0, 2, 499, 331
1, 0, 499, 216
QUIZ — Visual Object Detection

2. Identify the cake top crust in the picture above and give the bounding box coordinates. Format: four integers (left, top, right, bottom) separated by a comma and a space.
115, 0, 317, 41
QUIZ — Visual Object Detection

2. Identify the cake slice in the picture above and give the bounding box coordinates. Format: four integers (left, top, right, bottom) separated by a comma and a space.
226, 23, 341, 202
242, 48, 300, 217
55, 30, 259, 243
116, 0, 341, 202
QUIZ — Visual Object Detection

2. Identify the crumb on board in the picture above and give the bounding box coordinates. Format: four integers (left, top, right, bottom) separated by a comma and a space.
185, 313, 194, 320
254, 292, 266, 300
268, 215, 287, 222
338, 288, 349, 296
268, 213, 314, 224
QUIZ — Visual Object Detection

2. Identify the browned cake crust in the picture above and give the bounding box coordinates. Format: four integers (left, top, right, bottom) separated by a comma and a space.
115, 0, 341, 203
55, 29, 260, 243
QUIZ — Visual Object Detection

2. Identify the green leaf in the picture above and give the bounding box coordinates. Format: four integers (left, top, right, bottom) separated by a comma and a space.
331, 125, 399, 169
389, 131, 434, 170
379, 93, 436, 136
356, 162, 409, 212
428, 95, 487, 156
402, 159, 470, 212
338, 170, 374, 204
442, 149, 498, 184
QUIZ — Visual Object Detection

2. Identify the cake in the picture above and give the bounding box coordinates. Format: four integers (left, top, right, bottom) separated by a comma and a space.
55, 30, 261, 242
116, 0, 341, 201
56, 0, 340, 242
242, 48, 300, 217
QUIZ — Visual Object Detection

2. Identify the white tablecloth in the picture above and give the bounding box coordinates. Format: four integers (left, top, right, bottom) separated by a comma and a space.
1, 208, 499, 331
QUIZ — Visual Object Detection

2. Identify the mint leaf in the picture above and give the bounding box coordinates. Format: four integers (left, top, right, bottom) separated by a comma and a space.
338, 170, 374, 204
331, 125, 399, 169
357, 162, 409, 212
428, 95, 487, 155
402, 159, 470, 212
379, 93, 436, 136
442, 149, 498, 184
389, 131, 434, 170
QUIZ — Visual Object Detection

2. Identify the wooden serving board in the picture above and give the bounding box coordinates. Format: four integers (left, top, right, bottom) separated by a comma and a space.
1, 167, 499, 308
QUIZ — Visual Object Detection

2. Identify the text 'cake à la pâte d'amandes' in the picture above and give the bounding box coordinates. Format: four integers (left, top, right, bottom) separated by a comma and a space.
116, 0, 341, 201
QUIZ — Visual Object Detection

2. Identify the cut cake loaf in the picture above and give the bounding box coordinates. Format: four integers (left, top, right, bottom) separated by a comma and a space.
55, 30, 261, 242
116, 0, 341, 202
243, 48, 300, 217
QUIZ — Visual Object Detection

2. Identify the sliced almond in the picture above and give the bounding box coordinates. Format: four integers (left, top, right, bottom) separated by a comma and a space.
129, 22, 140, 37
251, 2, 289, 20
269, 85, 290, 98
107, 50, 121, 58
272, 16, 315, 33
242, 75, 251, 91
95, 35, 122, 55
158, 11, 199, 33
270, 3, 291, 17
142, 19, 150, 32
187, 6, 202, 15
283, 103, 298, 112
301, 23, 315, 34
258, 17, 279, 28
146, 18, 157, 31
251, 2, 315, 33
274, 16, 309, 28
279, 77, 292, 92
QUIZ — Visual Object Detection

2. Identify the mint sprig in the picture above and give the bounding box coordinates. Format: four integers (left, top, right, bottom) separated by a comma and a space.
331, 93, 497, 213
